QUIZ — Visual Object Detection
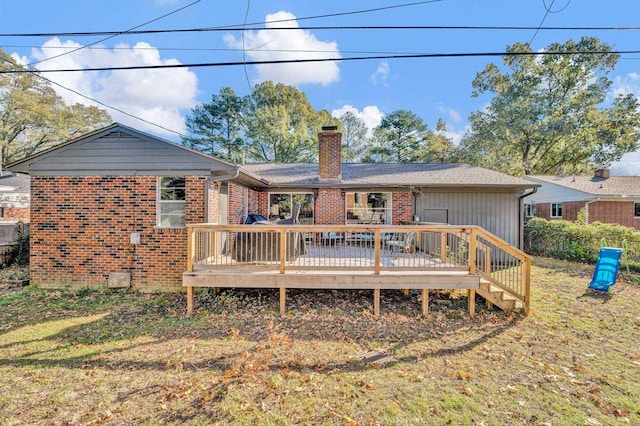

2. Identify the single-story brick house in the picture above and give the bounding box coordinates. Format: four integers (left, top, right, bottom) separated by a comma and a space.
523, 169, 640, 230
8, 122, 537, 291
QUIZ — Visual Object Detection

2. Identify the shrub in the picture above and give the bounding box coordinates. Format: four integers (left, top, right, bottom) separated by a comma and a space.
524, 218, 640, 271
11, 224, 29, 266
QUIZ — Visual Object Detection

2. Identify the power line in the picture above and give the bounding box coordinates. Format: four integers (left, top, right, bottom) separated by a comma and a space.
2, 49, 636, 74
25, 0, 203, 67
2, 24, 639, 38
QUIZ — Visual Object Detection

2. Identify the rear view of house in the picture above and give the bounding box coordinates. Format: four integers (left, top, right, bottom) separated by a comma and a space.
8, 123, 537, 292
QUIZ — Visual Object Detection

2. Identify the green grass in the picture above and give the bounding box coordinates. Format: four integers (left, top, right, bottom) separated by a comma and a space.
1, 258, 640, 425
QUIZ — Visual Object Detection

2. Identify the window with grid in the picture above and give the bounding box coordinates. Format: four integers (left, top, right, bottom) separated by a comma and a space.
157, 176, 186, 228
551, 203, 563, 218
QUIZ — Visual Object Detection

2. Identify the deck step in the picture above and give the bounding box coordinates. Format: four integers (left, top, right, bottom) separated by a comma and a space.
477, 280, 517, 311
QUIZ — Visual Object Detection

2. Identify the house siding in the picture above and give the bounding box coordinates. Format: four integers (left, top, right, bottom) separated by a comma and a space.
415, 190, 522, 246
534, 201, 584, 222
534, 200, 640, 230
30, 175, 206, 291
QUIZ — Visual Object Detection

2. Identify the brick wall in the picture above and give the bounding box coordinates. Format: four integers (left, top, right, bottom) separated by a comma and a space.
392, 192, 412, 224
589, 200, 640, 230
30, 175, 206, 291
534, 200, 640, 230
2, 207, 30, 221
318, 129, 342, 180
534, 201, 583, 221
315, 188, 345, 224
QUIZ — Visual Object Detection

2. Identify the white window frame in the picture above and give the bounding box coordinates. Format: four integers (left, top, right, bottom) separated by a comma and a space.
550, 202, 563, 218
157, 176, 186, 228
524, 203, 536, 218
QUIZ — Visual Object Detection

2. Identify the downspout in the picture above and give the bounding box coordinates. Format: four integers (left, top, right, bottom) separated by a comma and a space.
518, 187, 538, 250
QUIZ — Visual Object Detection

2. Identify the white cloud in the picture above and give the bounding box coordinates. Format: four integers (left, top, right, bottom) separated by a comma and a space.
28, 37, 199, 135
437, 105, 462, 123
224, 11, 340, 86
331, 104, 383, 136
440, 123, 469, 146
612, 73, 640, 99
369, 61, 390, 87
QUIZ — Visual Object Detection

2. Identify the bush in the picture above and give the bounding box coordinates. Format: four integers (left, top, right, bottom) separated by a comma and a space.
11, 224, 29, 266
524, 218, 640, 271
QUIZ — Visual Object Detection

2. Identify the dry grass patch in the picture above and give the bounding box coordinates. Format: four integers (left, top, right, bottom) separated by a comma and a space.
1, 258, 639, 425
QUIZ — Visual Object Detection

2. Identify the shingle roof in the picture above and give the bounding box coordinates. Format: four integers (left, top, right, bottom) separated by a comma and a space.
0, 173, 30, 192
242, 163, 536, 189
526, 175, 640, 197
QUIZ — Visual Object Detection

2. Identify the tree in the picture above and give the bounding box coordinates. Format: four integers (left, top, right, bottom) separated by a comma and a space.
368, 110, 428, 163
245, 81, 337, 163
460, 37, 640, 175
182, 87, 247, 162
419, 119, 459, 163
0, 49, 111, 164
336, 111, 367, 162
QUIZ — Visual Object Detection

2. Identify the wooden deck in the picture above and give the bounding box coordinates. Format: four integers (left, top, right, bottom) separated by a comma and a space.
184, 224, 531, 316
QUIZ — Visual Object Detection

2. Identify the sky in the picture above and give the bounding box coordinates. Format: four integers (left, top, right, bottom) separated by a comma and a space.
1, 0, 640, 170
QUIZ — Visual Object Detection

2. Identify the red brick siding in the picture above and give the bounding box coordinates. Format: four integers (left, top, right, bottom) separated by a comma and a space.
589, 200, 640, 230
534, 200, 640, 230
315, 188, 345, 224
228, 182, 246, 224
30, 175, 206, 291
392, 192, 412, 224
534, 201, 583, 221
2, 207, 29, 220
318, 130, 342, 180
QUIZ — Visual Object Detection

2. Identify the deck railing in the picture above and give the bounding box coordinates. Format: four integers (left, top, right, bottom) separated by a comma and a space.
186, 224, 530, 312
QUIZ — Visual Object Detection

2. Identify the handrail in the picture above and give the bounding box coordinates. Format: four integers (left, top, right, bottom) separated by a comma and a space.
186, 223, 531, 313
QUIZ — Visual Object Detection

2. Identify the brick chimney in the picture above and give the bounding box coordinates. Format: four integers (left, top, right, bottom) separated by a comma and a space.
595, 168, 610, 179
318, 126, 342, 181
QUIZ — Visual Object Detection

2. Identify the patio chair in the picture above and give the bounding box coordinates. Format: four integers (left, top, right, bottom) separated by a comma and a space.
385, 232, 416, 254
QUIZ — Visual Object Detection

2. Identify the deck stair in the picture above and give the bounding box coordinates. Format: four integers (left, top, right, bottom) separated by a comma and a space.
477, 279, 517, 311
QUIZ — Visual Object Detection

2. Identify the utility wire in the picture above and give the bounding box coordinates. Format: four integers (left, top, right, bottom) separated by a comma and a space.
3, 24, 639, 38
529, 0, 556, 45
26, 0, 202, 67
2, 49, 635, 74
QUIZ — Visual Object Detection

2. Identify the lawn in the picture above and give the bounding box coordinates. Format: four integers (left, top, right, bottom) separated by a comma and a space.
1, 258, 639, 425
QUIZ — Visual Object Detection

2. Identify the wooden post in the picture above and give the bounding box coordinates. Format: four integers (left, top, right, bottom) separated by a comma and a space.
373, 288, 380, 316
468, 228, 477, 275
403, 288, 409, 296
440, 231, 447, 262
374, 228, 381, 275
186, 286, 194, 316
187, 226, 195, 272
280, 228, 287, 274
468, 288, 475, 316
279, 287, 286, 316
523, 257, 531, 315
421, 289, 429, 316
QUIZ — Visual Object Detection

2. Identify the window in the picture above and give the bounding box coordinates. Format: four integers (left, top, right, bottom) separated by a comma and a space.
268, 193, 314, 224
346, 192, 392, 224
525, 203, 536, 218
157, 177, 186, 227
551, 203, 563, 218
635, 203, 640, 218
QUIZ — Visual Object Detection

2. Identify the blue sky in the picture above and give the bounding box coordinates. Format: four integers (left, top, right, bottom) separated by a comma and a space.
1, 0, 639, 157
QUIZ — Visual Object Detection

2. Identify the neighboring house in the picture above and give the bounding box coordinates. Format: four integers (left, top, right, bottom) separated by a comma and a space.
7, 122, 537, 291
0, 172, 30, 221
523, 169, 640, 230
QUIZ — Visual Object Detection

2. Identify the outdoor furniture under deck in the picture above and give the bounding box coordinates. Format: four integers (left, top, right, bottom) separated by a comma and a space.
184, 224, 531, 317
